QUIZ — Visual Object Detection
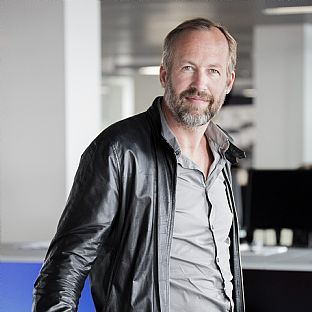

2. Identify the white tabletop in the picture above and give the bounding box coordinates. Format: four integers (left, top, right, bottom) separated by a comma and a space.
241, 245, 312, 272
1, 242, 312, 272
0, 242, 48, 263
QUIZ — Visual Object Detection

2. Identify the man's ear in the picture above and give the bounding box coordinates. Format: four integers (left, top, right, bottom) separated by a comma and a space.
226, 71, 235, 94
159, 65, 167, 88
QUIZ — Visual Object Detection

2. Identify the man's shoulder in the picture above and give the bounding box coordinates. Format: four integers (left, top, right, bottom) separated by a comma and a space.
96, 97, 161, 146
100, 111, 150, 142
84, 111, 152, 156
82, 97, 162, 157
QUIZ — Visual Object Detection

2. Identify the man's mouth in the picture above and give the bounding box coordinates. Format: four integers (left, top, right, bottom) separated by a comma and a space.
184, 95, 208, 103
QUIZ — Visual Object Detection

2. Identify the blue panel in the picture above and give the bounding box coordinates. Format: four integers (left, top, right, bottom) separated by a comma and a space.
0, 262, 94, 311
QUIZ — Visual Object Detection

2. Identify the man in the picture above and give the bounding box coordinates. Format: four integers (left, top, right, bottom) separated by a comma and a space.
33, 18, 245, 312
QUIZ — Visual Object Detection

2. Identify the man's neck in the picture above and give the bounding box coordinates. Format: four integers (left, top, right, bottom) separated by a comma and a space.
162, 102, 214, 178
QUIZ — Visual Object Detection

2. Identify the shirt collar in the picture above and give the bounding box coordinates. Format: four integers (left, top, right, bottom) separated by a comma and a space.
157, 99, 230, 158
157, 99, 181, 156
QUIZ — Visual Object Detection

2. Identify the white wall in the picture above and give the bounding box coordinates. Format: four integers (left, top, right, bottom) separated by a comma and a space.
253, 24, 312, 169
0, 1, 66, 243
0, 0, 101, 243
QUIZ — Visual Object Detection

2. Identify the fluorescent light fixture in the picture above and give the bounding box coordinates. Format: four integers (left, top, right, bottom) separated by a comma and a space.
263, 6, 312, 15
138, 66, 160, 75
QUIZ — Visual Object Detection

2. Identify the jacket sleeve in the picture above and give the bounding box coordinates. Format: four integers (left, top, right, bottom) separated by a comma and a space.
32, 140, 120, 311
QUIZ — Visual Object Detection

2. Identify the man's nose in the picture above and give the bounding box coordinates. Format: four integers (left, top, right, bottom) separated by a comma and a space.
190, 70, 209, 92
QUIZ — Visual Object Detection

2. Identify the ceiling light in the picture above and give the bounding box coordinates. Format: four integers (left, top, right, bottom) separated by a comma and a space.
263, 6, 312, 15
138, 66, 160, 75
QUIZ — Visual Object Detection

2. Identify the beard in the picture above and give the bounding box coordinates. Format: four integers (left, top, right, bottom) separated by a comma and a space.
163, 78, 227, 128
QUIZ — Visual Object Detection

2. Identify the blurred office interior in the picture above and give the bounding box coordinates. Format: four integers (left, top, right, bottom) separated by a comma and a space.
1, 1, 312, 311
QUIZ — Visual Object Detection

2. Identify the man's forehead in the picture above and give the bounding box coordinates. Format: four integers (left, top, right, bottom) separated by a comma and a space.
174, 27, 228, 46
172, 28, 230, 60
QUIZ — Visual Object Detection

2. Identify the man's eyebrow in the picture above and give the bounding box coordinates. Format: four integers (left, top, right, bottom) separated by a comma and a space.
207, 63, 223, 68
177, 60, 224, 68
177, 60, 195, 65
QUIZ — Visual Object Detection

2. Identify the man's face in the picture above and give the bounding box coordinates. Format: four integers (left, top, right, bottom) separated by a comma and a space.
160, 28, 235, 128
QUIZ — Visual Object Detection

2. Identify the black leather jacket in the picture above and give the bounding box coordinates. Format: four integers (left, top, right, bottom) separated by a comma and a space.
33, 97, 245, 312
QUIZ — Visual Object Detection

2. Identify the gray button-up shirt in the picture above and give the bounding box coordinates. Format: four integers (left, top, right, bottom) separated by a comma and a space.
158, 102, 233, 312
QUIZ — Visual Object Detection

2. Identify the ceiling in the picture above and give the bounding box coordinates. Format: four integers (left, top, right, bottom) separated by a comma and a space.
100, 0, 312, 92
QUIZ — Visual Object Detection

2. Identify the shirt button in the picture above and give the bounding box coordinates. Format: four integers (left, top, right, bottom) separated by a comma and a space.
211, 225, 214, 230
216, 257, 220, 263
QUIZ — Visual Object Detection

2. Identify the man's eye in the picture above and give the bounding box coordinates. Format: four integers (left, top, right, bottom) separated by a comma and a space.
209, 69, 220, 75
182, 66, 193, 71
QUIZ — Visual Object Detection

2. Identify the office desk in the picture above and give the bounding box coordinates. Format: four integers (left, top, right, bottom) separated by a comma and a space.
241, 247, 312, 312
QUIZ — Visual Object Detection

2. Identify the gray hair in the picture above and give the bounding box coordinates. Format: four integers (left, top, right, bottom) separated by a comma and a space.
162, 18, 237, 76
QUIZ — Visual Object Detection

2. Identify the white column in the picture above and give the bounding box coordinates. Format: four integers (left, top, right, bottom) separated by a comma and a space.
0, 0, 101, 243
254, 24, 312, 169
303, 25, 312, 165
64, 0, 101, 194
